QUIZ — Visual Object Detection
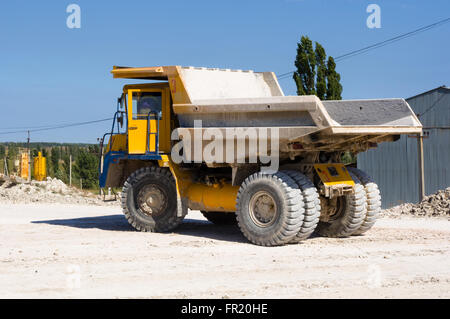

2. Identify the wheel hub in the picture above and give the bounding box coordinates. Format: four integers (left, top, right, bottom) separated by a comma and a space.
249, 191, 277, 227
137, 185, 167, 217
319, 196, 346, 222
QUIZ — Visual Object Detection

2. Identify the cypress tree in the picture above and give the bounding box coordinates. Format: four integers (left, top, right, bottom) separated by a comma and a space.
293, 36, 343, 100
293, 36, 316, 96
315, 42, 327, 100
326, 57, 343, 100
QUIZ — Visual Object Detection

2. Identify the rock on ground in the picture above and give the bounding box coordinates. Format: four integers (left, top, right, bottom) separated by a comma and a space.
0, 177, 118, 206
381, 187, 450, 219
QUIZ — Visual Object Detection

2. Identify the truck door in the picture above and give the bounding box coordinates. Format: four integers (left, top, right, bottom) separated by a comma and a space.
127, 89, 163, 154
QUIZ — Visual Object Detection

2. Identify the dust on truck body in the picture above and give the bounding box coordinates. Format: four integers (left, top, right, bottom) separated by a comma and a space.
99, 65, 422, 246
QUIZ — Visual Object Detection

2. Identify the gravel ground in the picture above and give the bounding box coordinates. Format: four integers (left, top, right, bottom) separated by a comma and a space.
0, 203, 449, 298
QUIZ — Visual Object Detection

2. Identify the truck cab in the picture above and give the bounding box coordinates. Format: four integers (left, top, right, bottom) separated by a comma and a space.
99, 82, 172, 188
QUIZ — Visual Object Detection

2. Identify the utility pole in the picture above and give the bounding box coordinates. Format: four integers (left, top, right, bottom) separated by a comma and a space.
417, 132, 425, 201
69, 154, 72, 186
408, 132, 427, 202
4, 158, 8, 176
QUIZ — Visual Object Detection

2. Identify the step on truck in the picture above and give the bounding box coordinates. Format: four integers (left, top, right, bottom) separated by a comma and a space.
99, 65, 422, 246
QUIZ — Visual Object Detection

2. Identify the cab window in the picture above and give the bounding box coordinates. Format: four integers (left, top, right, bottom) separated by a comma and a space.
132, 92, 162, 120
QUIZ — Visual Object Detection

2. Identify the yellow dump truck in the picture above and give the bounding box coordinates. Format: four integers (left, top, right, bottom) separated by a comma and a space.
99, 66, 422, 246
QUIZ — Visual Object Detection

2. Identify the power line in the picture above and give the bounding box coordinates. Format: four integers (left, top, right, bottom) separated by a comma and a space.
0, 124, 71, 130
277, 17, 450, 80
334, 17, 450, 62
0, 118, 113, 136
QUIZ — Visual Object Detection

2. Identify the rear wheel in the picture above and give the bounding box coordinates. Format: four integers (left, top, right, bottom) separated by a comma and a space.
315, 172, 367, 237
282, 170, 320, 242
201, 211, 237, 225
236, 172, 304, 246
347, 168, 381, 235
121, 167, 187, 232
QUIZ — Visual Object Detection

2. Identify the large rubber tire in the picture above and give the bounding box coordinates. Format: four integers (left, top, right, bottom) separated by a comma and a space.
121, 167, 187, 232
201, 211, 237, 225
347, 167, 381, 235
282, 170, 321, 242
236, 172, 304, 246
315, 171, 367, 237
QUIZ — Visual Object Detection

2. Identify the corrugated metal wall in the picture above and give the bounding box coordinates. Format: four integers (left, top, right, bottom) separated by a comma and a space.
358, 87, 450, 208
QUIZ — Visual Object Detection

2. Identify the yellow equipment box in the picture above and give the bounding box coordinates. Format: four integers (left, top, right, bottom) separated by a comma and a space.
33, 152, 47, 181
313, 164, 355, 187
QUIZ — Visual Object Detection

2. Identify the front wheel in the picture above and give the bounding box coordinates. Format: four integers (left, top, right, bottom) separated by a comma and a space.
121, 166, 187, 232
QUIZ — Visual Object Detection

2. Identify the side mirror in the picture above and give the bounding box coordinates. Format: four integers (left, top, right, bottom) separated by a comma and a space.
117, 96, 124, 109
117, 113, 124, 128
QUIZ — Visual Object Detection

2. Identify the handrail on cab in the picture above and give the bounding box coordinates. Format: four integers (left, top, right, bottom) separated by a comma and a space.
146, 111, 161, 154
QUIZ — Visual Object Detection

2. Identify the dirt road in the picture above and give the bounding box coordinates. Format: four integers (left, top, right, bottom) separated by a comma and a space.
0, 203, 449, 298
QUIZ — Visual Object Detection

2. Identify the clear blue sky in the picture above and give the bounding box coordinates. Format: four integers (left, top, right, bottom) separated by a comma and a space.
0, 0, 448, 143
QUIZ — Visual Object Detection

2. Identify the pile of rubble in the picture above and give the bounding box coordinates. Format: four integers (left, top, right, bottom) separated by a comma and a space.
382, 187, 450, 219
0, 177, 119, 206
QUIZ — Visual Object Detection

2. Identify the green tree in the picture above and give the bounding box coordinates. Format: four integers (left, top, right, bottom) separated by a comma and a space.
7, 145, 18, 159
341, 151, 356, 165
7, 145, 19, 174
293, 36, 343, 100
315, 42, 327, 100
326, 57, 343, 100
293, 36, 316, 96
0, 145, 5, 173
55, 166, 68, 183
50, 147, 59, 176
74, 150, 98, 189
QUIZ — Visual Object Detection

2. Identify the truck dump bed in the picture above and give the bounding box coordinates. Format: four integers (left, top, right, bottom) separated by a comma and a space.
112, 66, 422, 155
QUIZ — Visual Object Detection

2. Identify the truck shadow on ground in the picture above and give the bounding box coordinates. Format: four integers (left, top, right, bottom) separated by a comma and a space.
32, 214, 248, 244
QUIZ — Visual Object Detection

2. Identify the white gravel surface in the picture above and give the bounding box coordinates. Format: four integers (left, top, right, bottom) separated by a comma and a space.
0, 203, 449, 298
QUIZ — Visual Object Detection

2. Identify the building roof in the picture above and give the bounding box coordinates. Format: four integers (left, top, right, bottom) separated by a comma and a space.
407, 85, 450, 100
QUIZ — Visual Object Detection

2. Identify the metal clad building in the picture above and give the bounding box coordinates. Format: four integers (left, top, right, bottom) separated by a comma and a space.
358, 86, 450, 208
